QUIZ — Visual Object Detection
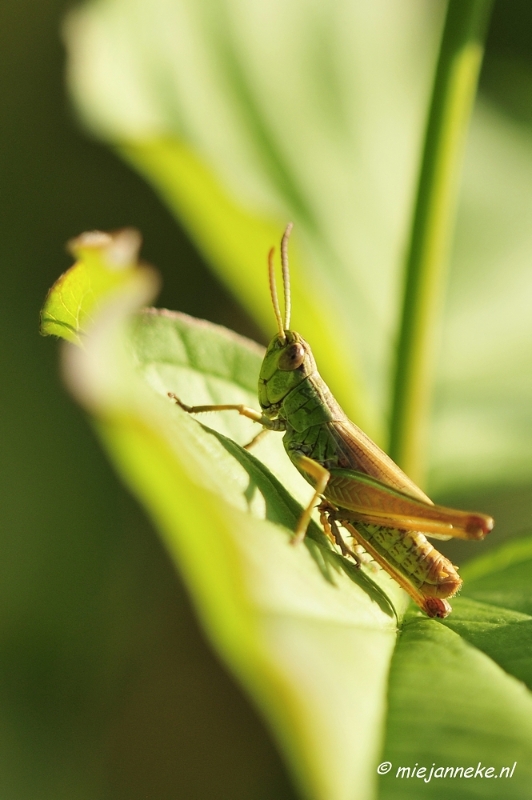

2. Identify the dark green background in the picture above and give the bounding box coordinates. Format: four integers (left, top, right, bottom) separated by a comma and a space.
1, 2, 531, 798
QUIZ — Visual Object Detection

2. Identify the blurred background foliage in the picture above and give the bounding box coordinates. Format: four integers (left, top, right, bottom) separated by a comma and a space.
1, 0, 532, 798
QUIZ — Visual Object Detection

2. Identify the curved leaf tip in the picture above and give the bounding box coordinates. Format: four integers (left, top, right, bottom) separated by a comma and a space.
40, 227, 146, 345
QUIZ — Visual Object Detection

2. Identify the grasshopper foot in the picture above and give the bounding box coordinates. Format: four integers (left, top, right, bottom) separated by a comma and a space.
167, 392, 190, 412
423, 598, 452, 618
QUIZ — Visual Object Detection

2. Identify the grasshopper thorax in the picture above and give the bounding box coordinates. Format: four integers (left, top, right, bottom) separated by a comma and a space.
258, 329, 317, 416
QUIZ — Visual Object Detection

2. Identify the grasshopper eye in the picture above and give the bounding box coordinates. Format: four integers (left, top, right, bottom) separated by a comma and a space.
279, 342, 305, 370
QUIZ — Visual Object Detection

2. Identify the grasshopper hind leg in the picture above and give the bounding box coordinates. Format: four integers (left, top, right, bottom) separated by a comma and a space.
338, 517, 456, 619
319, 503, 362, 565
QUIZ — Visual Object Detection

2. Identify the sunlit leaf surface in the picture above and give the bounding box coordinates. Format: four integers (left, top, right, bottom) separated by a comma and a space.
64, 0, 446, 441
63, 0, 532, 496
41, 247, 532, 799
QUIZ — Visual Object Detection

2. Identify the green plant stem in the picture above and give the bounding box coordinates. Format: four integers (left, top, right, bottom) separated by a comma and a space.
388, 0, 493, 484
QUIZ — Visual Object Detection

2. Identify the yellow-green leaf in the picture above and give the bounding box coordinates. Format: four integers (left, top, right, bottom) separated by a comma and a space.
40, 228, 153, 345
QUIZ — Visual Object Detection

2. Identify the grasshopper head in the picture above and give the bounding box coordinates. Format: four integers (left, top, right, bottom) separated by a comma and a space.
258, 330, 316, 416
260, 224, 316, 416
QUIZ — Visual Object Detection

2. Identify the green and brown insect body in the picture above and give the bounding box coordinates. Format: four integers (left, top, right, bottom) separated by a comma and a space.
256, 326, 466, 618
328, 515, 461, 619
170, 224, 493, 619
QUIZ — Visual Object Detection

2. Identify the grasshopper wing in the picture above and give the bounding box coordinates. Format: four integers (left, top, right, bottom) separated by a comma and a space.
324, 468, 493, 541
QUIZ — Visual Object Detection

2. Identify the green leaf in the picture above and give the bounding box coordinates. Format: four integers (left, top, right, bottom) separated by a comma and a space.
459, 534, 532, 617
443, 598, 532, 690
380, 616, 532, 800
54, 267, 532, 800
63, 281, 406, 800
379, 545, 532, 799
63, 0, 532, 496
40, 228, 154, 344
63, 0, 448, 442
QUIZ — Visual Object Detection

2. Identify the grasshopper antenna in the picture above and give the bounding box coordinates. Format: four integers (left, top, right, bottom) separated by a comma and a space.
281, 222, 293, 330
268, 246, 285, 342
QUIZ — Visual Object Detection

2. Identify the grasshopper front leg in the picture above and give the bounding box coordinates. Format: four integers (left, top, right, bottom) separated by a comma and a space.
170, 398, 332, 547
242, 427, 271, 451
168, 393, 284, 447
169, 392, 265, 423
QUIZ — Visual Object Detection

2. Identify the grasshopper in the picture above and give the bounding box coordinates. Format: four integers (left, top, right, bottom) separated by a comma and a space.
170, 224, 493, 618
